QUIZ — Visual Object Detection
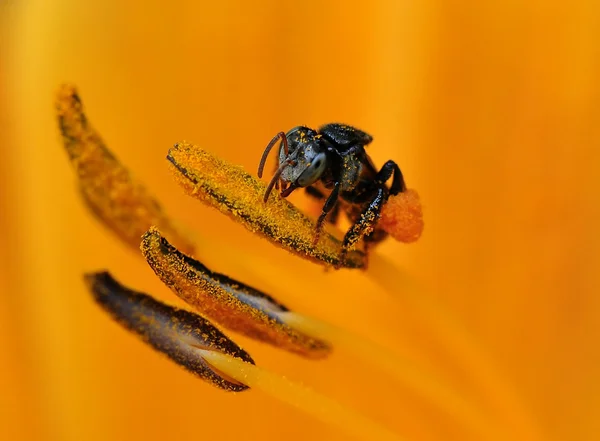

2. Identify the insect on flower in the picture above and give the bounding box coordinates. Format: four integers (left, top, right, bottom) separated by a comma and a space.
258, 124, 407, 262
54, 85, 429, 441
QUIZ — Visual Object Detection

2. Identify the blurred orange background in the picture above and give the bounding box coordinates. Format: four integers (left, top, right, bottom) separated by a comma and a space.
2, 1, 600, 440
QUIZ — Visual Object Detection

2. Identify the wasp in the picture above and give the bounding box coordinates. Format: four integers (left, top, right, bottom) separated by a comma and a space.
258, 123, 406, 261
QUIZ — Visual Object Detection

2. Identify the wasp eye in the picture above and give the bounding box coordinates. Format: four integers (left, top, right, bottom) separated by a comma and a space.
297, 152, 328, 187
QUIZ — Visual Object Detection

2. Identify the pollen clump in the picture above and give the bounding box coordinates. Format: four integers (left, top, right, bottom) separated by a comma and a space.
167, 141, 366, 269
379, 189, 424, 243
55, 85, 194, 255
141, 227, 332, 359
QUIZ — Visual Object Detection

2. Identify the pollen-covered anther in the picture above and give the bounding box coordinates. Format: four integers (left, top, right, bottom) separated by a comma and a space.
378, 189, 424, 243
55, 85, 194, 255
84, 271, 254, 391
166, 141, 365, 269
141, 227, 332, 359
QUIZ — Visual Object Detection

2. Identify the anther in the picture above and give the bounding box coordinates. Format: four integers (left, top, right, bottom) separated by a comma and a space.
84, 271, 254, 391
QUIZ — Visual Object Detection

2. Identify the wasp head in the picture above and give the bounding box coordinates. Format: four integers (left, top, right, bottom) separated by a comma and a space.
279, 127, 328, 188
259, 126, 330, 202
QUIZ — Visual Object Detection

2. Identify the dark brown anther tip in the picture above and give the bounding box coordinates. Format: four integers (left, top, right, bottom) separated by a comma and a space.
84, 271, 254, 392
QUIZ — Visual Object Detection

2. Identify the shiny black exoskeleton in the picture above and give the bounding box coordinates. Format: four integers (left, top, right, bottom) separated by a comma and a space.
258, 123, 406, 262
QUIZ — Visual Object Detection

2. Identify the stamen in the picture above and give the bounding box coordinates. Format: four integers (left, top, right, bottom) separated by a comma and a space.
55, 85, 194, 255
84, 271, 254, 391
167, 142, 366, 269
279, 312, 508, 441
196, 349, 406, 441
141, 227, 331, 359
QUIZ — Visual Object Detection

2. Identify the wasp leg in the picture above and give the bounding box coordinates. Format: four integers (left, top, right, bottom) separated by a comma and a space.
362, 227, 389, 256
313, 183, 340, 245
375, 160, 406, 195
327, 203, 340, 225
305, 185, 326, 200
338, 187, 386, 267
305, 186, 340, 225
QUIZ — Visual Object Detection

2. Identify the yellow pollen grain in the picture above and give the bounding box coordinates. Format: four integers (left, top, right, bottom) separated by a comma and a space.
167, 141, 366, 268
55, 85, 195, 255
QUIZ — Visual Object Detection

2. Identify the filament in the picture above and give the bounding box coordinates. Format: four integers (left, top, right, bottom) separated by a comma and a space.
196, 349, 405, 441
279, 311, 507, 441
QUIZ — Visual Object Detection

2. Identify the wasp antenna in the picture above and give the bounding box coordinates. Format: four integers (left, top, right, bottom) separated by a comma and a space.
264, 160, 292, 203
258, 131, 286, 178
279, 131, 289, 156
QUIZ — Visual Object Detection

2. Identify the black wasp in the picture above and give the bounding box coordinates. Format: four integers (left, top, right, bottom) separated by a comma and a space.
258, 123, 406, 262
